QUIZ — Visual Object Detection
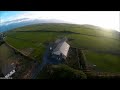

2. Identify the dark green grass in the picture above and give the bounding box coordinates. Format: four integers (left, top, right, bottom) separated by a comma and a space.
12, 23, 120, 39
6, 31, 120, 51
5, 36, 46, 62
37, 64, 87, 79
85, 50, 120, 73
67, 34, 120, 51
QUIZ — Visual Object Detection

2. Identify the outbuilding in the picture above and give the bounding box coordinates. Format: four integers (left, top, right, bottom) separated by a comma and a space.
51, 38, 70, 60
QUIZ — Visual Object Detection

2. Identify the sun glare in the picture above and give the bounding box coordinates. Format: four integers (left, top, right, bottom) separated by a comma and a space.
1, 11, 120, 32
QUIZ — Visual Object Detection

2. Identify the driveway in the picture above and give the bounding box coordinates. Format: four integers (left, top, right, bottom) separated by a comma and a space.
29, 44, 51, 79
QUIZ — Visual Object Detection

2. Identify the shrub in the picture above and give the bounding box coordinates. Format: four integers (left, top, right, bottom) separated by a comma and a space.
37, 64, 87, 79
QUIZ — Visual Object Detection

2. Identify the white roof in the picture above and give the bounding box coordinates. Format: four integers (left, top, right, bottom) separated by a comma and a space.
53, 41, 70, 57
5, 70, 15, 78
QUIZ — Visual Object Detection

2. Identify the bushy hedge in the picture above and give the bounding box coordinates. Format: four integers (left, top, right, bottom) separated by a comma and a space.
37, 64, 87, 79
85, 71, 120, 79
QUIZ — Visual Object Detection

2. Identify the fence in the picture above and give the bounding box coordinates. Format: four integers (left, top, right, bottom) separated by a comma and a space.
4, 41, 35, 61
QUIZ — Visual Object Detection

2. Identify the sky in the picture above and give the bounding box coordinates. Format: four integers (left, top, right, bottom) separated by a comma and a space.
0, 11, 120, 32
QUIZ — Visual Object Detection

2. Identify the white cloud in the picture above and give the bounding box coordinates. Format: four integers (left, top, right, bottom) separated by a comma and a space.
0, 19, 4, 23
18, 11, 120, 31
1, 11, 120, 32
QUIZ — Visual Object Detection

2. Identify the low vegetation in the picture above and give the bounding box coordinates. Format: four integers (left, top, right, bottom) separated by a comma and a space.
0, 43, 34, 79
85, 50, 120, 73
37, 64, 87, 79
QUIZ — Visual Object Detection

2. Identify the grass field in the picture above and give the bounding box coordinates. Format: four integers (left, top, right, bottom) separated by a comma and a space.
4, 23, 120, 73
11, 23, 120, 39
5, 32, 58, 61
85, 50, 120, 73
0, 44, 15, 69
6, 31, 120, 52
5, 36, 46, 62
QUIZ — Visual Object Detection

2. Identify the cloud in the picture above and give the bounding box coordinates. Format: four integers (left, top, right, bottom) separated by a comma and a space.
0, 11, 119, 31
0, 19, 4, 23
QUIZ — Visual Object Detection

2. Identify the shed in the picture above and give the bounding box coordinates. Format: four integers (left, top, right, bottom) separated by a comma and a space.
2, 63, 16, 78
52, 39, 70, 60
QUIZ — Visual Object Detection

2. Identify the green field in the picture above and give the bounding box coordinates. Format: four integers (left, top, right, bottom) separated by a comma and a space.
85, 50, 120, 73
0, 44, 15, 69
5, 32, 58, 61
5, 23, 120, 73
11, 23, 120, 39
6, 31, 120, 51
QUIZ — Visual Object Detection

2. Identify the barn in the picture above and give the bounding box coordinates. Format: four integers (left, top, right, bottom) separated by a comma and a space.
2, 63, 16, 78
51, 38, 70, 61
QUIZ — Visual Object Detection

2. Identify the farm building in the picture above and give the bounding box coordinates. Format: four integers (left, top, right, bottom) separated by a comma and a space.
1, 63, 16, 78
50, 37, 70, 61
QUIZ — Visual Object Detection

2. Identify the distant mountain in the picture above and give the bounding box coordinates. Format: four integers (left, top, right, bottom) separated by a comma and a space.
0, 18, 67, 32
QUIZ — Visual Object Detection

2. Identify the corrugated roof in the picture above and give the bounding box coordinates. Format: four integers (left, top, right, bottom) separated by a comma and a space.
53, 41, 70, 57
2, 63, 15, 76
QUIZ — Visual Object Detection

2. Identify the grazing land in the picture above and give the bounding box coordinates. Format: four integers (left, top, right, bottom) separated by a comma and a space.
4, 23, 120, 75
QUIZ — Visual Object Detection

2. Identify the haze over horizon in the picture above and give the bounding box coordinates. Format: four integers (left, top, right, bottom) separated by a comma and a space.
0, 11, 120, 32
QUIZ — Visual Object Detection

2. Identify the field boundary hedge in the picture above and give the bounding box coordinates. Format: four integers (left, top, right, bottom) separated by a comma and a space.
15, 30, 120, 41
4, 41, 35, 61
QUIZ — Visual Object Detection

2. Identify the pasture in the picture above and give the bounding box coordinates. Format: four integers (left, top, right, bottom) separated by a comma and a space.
4, 23, 120, 73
